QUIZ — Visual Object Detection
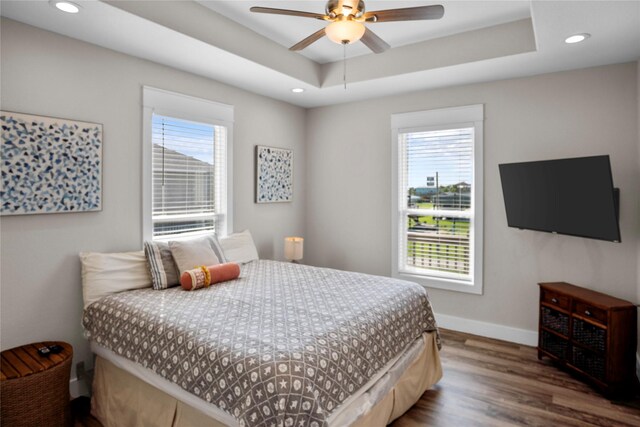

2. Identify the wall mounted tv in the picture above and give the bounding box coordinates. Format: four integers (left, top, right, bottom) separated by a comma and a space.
499, 155, 620, 242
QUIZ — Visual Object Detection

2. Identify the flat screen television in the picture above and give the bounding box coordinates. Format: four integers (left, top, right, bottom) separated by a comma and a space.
499, 155, 620, 242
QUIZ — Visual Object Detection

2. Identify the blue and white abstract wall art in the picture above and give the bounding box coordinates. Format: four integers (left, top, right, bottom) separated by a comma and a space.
1, 111, 103, 215
256, 145, 293, 203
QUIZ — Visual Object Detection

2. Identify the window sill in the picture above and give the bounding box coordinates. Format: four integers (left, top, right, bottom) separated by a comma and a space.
393, 271, 483, 295
152, 230, 216, 242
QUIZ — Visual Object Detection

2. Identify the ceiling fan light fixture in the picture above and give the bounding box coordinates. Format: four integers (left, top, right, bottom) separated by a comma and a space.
325, 20, 366, 44
251, 1, 444, 54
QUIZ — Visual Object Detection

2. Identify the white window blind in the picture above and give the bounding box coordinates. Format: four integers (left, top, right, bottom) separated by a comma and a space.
399, 127, 474, 281
151, 114, 227, 238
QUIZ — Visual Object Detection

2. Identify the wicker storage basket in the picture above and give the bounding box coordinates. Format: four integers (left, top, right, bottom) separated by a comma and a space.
573, 318, 606, 353
540, 330, 568, 359
541, 306, 569, 336
1, 342, 72, 427
572, 346, 606, 381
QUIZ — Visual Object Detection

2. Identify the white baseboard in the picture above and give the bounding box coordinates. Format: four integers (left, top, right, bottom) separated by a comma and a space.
435, 312, 538, 347
69, 376, 90, 398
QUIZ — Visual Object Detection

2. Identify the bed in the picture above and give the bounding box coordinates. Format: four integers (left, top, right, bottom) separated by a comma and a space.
82, 260, 442, 426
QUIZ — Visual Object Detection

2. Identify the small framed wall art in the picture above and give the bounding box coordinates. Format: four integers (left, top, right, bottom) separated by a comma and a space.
1, 111, 103, 215
255, 145, 293, 203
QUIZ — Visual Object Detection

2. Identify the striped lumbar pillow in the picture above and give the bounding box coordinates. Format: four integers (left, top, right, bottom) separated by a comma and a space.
207, 233, 228, 264
143, 240, 180, 290
144, 233, 227, 290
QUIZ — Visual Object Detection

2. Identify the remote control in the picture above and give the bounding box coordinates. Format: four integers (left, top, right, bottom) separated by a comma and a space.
37, 346, 51, 356
48, 344, 63, 354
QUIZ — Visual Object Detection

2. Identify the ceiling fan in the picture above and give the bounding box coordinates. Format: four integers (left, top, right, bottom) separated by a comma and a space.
250, 0, 445, 54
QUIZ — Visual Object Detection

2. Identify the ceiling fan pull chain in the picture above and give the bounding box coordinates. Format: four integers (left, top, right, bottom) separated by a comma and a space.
343, 41, 347, 90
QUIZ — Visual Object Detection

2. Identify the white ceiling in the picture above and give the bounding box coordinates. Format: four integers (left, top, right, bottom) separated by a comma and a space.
198, 1, 532, 63
1, 1, 639, 108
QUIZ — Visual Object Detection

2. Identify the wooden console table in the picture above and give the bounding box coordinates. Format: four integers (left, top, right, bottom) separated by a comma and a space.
538, 282, 637, 395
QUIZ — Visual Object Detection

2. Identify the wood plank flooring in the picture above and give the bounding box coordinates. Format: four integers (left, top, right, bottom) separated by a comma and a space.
391, 329, 640, 427
73, 329, 640, 426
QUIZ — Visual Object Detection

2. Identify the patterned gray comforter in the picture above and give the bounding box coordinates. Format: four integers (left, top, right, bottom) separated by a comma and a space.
83, 260, 439, 427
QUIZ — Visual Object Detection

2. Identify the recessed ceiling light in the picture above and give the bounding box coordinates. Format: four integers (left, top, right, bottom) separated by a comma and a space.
565, 33, 590, 44
291, 88, 305, 93
51, 1, 81, 14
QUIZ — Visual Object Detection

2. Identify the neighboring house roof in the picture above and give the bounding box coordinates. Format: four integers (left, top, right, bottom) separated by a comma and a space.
152, 144, 213, 171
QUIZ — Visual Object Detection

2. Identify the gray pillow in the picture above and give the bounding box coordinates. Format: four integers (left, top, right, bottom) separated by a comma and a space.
143, 241, 180, 290
219, 230, 259, 264
169, 236, 220, 276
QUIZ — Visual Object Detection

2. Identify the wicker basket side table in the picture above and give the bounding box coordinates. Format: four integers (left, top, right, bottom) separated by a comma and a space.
1, 341, 73, 427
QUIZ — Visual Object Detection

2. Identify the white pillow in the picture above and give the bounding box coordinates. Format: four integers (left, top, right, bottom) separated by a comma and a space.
169, 236, 220, 275
220, 230, 259, 264
80, 251, 152, 309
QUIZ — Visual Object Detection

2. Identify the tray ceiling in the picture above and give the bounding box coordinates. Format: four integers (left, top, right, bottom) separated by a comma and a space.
1, 1, 639, 108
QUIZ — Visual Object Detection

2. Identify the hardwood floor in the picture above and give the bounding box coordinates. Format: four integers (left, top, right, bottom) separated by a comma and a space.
391, 329, 640, 427
73, 329, 640, 426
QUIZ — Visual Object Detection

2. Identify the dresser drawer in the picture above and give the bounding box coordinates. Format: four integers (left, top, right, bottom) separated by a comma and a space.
574, 301, 607, 325
541, 289, 570, 310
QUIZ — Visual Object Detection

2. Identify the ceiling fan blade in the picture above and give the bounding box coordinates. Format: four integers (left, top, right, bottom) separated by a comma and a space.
360, 28, 390, 54
289, 28, 327, 51
250, 7, 329, 20
363, 5, 444, 22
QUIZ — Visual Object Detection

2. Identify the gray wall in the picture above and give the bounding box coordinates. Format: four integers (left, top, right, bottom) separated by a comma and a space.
305, 63, 639, 334
0, 19, 306, 371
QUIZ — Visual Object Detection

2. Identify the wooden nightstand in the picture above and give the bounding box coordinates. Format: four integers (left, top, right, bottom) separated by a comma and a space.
1, 341, 73, 427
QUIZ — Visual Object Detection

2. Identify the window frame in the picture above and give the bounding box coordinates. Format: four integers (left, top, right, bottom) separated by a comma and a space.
142, 86, 234, 242
391, 105, 483, 294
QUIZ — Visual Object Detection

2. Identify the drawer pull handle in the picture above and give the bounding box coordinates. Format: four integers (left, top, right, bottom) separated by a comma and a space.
585, 310, 592, 316
551, 298, 558, 303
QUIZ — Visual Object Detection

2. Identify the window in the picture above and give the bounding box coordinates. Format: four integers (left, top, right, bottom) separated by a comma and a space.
391, 105, 483, 294
143, 87, 233, 241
